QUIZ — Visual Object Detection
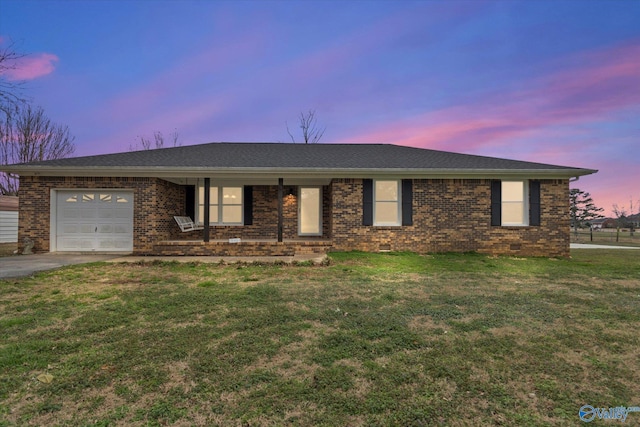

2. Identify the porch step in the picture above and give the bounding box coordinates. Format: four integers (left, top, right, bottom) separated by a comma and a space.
151, 240, 332, 257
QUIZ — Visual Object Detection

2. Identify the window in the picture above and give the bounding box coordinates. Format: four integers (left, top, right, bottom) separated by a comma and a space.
363, 179, 412, 226
196, 184, 243, 225
374, 180, 401, 226
501, 181, 527, 226
491, 180, 540, 227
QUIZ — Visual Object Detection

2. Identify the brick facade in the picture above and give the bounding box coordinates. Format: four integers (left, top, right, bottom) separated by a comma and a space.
18, 175, 570, 257
18, 176, 184, 253
171, 185, 331, 243
331, 178, 570, 257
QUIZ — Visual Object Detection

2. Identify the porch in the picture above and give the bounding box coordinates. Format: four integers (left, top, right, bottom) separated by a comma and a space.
152, 239, 333, 257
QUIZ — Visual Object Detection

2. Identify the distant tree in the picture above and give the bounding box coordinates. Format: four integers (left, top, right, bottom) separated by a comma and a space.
569, 188, 604, 239
286, 109, 325, 144
0, 105, 75, 195
0, 40, 28, 117
612, 204, 628, 242
612, 198, 639, 239
129, 129, 180, 151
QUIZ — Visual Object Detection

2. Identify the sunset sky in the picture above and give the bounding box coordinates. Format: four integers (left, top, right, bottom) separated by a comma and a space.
1, 0, 639, 216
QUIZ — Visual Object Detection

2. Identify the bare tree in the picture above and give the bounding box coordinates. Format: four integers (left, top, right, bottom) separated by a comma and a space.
286, 109, 325, 144
0, 105, 75, 195
612, 203, 629, 242
614, 198, 639, 238
130, 129, 180, 151
0, 40, 28, 116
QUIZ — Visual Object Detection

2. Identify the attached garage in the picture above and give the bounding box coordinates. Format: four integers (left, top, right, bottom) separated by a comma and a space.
53, 190, 134, 252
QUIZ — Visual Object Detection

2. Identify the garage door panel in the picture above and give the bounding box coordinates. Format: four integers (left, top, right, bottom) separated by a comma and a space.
98, 210, 114, 219
56, 190, 133, 252
61, 208, 80, 218
114, 224, 130, 234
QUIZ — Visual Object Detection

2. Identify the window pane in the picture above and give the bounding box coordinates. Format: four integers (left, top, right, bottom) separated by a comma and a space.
222, 205, 242, 223
198, 186, 218, 203
502, 202, 524, 224
375, 181, 398, 201
210, 206, 219, 223
502, 181, 524, 202
222, 187, 242, 204
375, 201, 399, 224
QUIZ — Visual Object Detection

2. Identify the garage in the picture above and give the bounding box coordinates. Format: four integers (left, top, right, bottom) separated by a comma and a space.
55, 190, 133, 252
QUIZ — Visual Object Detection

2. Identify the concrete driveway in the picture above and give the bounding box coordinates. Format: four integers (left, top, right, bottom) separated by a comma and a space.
0, 253, 122, 279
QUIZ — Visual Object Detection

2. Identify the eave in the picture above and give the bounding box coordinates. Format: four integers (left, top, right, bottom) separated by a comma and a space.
0, 165, 597, 180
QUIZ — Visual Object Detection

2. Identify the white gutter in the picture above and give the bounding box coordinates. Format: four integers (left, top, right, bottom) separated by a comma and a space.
0, 165, 598, 180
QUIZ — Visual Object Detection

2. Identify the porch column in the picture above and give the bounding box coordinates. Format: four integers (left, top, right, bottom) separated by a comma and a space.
277, 178, 283, 242
203, 177, 210, 242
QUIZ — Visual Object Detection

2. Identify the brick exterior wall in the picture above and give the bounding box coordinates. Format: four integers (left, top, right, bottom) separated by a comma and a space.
18, 176, 185, 254
174, 185, 331, 243
18, 176, 569, 257
330, 178, 570, 257
18, 178, 332, 255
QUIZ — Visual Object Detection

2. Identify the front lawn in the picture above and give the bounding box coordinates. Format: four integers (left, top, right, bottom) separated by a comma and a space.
1, 250, 639, 426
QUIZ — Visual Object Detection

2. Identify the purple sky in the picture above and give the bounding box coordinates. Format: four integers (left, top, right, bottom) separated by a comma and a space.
1, 0, 639, 216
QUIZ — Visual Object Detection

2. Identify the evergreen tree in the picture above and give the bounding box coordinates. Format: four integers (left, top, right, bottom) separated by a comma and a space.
570, 188, 604, 238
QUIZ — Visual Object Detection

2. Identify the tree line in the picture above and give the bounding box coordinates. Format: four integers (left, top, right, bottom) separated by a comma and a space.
0, 41, 75, 195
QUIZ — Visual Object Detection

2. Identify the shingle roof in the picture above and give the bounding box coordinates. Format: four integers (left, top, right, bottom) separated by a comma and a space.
2, 142, 596, 177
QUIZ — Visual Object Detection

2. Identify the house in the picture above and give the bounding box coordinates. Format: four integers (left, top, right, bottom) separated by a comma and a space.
0, 195, 19, 243
627, 213, 640, 229
0, 142, 597, 257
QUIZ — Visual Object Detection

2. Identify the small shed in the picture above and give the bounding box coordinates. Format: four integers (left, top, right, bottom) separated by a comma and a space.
0, 196, 19, 243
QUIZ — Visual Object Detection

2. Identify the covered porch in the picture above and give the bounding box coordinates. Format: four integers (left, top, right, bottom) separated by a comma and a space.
154, 175, 333, 256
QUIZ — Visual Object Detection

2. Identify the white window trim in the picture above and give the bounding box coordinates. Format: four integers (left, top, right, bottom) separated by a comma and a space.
196, 184, 243, 226
373, 179, 402, 226
298, 186, 323, 236
501, 180, 529, 227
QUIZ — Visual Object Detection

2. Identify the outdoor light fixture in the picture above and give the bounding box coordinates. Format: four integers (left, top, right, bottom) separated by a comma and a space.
287, 187, 296, 196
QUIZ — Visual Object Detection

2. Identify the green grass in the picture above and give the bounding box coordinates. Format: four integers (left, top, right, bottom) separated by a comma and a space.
1, 250, 639, 426
571, 229, 640, 246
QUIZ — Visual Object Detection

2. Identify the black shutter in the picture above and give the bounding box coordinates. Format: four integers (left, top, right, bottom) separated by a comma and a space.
401, 179, 413, 226
363, 179, 373, 226
491, 180, 501, 226
185, 185, 195, 219
243, 186, 253, 225
529, 180, 541, 226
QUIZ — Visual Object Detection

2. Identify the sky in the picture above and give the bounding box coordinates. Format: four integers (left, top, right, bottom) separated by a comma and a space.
1, 0, 639, 217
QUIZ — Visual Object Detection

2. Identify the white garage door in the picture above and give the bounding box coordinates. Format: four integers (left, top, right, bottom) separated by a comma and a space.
56, 190, 133, 252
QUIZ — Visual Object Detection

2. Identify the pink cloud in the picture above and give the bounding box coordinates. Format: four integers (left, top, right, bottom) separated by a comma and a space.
1, 53, 59, 81
346, 39, 640, 151
342, 39, 640, 217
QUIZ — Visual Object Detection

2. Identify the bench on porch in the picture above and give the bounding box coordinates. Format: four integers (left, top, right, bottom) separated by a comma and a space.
173, 216, 204, 232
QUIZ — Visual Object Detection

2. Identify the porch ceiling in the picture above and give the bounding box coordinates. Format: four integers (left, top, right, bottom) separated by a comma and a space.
162, 177, 332, 186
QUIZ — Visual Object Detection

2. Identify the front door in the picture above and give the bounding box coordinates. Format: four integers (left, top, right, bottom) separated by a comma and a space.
298, 187, 322, 236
